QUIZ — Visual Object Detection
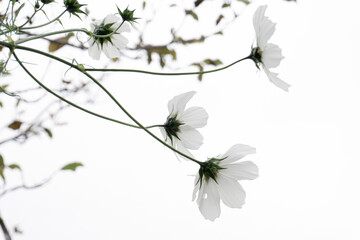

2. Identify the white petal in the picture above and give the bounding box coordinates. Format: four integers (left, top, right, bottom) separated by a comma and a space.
216, 174, 246, 208
175, 141, 194, 161
167, 91, 196, 115
261, 43, 284, 69
178, 125, 203, 150
220, 161, 259, 180
178, 106, 208, 128
111, 34, 128, 49
192, 174, 200, 201
253, 5, 276, 49
103, 41, 120, 59
104, 14, 120, 25
118, 22, 131, 33
88, 40, 101, 60
90, 22, 95, 31
220, 144, 256, 165
197, 180, 221, 221
262, 67, 291, 91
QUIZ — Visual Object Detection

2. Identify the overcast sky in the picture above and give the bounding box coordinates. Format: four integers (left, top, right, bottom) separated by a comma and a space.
1, 0, 360, 239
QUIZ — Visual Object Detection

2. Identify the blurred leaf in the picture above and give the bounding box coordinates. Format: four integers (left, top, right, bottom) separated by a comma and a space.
8, 164, 21, 171
142, 1, 146, 9
174, 36, 205, 45
14, 226, 23, 234
237, 0, 250, 4
14, 3, 25, 18
222, 3, 230, 8
194, 0, 204, 7
0, 154, 5, 182
61, 162, 83, 171
216, 15, 224, 25
8, 120, 22, 130
49, 33, 74, 52
185, 10, 198, 21
204, 59, 222, 66
43, 128, 53, 138
169, 4, 176, 7
0, 101, 2, 107
0, 45, 3, 51
191, 63, 204, 81
145, 46, 176, 68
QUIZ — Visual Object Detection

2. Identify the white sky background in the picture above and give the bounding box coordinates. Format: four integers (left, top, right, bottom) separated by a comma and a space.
1, 0, 360, 239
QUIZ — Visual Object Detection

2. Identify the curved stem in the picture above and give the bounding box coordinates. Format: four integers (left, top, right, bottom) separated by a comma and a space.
12, 51, 140, 129
22, 9, 67, 30
84, 56, 250, 76
6, 43, 202, 164
15, 28, 89, 45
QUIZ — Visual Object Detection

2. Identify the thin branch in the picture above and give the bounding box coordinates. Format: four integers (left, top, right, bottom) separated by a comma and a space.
0, 215, 11, 240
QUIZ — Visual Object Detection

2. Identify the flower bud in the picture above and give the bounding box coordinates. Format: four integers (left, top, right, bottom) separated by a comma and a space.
64, 0, 86, 18
117, 6, 139, 23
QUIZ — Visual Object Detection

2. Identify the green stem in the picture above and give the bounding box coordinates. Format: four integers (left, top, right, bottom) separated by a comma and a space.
12, 51, 140, 129
85, 56, 250, 76
15, 28, 89, 44
6, 44, 201, 164
22, 9, 66, 30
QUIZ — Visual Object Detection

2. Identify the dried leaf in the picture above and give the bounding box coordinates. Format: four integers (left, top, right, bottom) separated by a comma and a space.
48, 33, 74, 52
185, 10, 199, 21
216, 15, 224, 25
194, 0, 204, 7
204, 59, 223, 66
8, 120, 22, 130
237, 0, 250, 4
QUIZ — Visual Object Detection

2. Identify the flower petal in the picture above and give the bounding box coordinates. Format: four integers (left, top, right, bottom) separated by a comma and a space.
220, 161, 259, 180
261, 43, 284, 69
216, 174, 246, 208
253, 5, 276, 49
197, 180, 221, 221
220, 144, 256, 165
192, 174, 200, 201
167, 91, 196, 115
111, 34, 128, 49
104, 14, 120, 25
178, 125, 204, 150
262, 67, 290, 91
179, 106, 208, 128
88, 40, 101, 60
103, 41, 120, 59
118, 22, 131, 33
175, 141, 194, 161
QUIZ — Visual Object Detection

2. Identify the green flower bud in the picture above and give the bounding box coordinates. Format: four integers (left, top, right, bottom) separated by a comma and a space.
117, 6, 139, 23
41, 0, 55, 4
64, 0, 87, 18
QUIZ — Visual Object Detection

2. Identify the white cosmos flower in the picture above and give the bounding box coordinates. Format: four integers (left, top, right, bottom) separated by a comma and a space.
192, 144, 259, 221
160, 91, 208, 160
252, 5, 290, 91
88, 14, 130, 60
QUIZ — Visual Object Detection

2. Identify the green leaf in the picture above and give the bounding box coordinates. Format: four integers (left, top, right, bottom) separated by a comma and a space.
237, 0, 250, 4
185, 10, 198, 21
204, 59, 223, 66
0, 101, 2, 108
0, 154, 5, 183
8, 164, 21, 171
43, 128, 53, 138
61, 162, 83, 171
14, 3, 25, 18
222, 3, 230, 8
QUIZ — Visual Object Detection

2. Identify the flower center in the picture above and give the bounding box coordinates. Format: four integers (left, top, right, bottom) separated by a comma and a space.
164, 115, 183, 143
93, 23, 115, 46
251, 47, 262, 64
197, 158, 226, 187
